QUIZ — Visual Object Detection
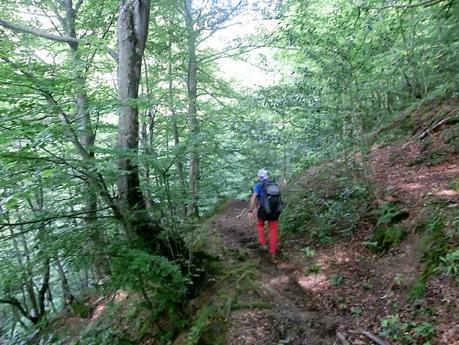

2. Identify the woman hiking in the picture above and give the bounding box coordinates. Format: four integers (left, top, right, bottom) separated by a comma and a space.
247, 169, 282, 259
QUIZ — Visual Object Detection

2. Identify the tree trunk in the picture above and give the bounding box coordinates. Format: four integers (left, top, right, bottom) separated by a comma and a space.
55, 257, 74, 303
184, 0, 200, 218
168, 40, 187, 218
117, 0, 161, 246
63, 0, 109, 278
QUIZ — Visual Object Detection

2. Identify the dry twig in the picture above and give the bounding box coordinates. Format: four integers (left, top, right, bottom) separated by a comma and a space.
336, 331, 351, 345
236, 208, 246, 218
349, 329, 391, 345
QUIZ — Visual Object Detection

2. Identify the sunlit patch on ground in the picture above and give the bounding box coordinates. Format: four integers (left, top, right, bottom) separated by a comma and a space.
331, 248, 352, 263
90, 304, 105, 321
87, 291, 128, 321
435, 189, 459, 197
403, 182, 423, 191
297, 273, 329, 292
114, 290, 128, 301
314, 246, 352, 270
268, 275, 289, 287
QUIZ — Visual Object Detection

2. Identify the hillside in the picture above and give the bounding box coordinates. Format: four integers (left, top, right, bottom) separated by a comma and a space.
182, 99, 458, 345
31, 99, 458, 345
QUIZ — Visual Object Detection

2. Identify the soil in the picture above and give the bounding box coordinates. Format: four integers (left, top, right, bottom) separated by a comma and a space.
208, 134, 458, 345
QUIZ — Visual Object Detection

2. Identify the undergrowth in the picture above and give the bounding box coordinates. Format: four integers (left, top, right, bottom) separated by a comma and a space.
409, 209, 458, 300
380, 314, 436, 344
280, 162, 370, 243
364, 202, 409, 253
181, 259, 260, 345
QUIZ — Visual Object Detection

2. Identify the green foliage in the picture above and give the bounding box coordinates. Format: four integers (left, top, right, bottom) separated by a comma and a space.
307, 263, 322, 274
380, 314, 435, 344
449, 178, 459, 193
436, 249, 459, 278
328, 274, 344, 286
69, 299, 91, 318
409, 277, 428, 301
180, 259, 259, 345
371, 203, 408, 227
300, 246, 315, 257
186, 305, 216, 345
350, 306, 362, 317
111, 248, 190, 319
0, 0, 458, 342
73, 329, 137, 345
222, 262, 258, 292
409, 214, 456, 300
393, 273, 404, 288
367, 225, 407, 253
364, 203, 408, 253
280, 162, 369, 243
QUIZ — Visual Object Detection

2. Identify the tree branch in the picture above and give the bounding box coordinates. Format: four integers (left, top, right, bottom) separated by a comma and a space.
0, 206, 111, 229
197, 0, 244, 37
0, 19, 79, 44
0, 297, 37, 324
368, 0, 448, 10
0, 19, 118, 61
75, 0, 85, 14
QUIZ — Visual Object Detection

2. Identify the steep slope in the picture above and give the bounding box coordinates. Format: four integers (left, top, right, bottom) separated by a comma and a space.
188, 99, 458, 345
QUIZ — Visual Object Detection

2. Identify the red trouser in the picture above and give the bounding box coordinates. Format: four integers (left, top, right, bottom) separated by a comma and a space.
257, 219, 278, 255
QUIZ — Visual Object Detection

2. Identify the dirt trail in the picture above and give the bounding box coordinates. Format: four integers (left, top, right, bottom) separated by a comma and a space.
210, 200, 339, 345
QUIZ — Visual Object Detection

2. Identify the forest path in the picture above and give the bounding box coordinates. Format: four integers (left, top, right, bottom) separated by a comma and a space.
209, 199, 339, 345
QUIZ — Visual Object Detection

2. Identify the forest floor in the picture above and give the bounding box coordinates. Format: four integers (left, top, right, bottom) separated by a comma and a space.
205, 136, 458, 345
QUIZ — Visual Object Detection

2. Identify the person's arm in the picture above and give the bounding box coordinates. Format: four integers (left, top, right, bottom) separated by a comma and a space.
248, 192, 257, 213
247, 192, 257, 220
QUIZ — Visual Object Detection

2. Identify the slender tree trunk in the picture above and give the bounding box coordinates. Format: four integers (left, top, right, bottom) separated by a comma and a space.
8, 225, 33, 318
55, 257, 74, 303
37, 259, 50, 317
62, 0, 109, 278
141, 109, 153, 211
184, 0, 200, 218
168, 40, 187, 217
17, 224, 40, 319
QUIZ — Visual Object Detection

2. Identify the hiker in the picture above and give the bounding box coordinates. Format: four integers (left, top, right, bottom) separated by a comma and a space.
247, 169, 282, 258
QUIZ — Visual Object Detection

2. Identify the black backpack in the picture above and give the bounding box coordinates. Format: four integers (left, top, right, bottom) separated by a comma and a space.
261, 179, 283, 215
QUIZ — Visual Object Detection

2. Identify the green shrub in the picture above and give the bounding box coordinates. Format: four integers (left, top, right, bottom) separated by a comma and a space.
308, 263, 322, 274
186, 305, 216, 345
111, 248, 190, 320
409, 216, 452, 300
76, 329, 137, 345
280, 163, 369, 243
368, 225, 407, 253
436, 249, 459, 278
380, 314, 435, 344
328, 274, 344, 286
408, 277, 427, 301
372, 203, 408, 226
300, 246, 315, 257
